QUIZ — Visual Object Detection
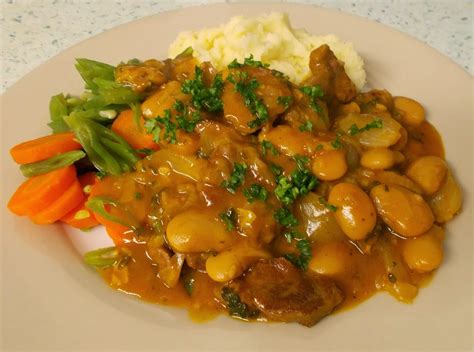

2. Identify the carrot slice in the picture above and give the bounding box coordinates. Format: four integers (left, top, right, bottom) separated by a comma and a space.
10, 132, 82, 164
94, 212, 133, 245
61, 202, 99, 229
111, 109, 159, 150
31, 179, 84, 225
8, 165, 77, 216
60, 172, 100, 229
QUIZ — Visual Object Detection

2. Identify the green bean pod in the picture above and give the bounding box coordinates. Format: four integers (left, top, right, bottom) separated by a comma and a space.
20, 150, 85, 177
83, 247, 120, 268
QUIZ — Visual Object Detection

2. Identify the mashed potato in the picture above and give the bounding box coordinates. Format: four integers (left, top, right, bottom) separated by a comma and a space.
168, 12, 366, 90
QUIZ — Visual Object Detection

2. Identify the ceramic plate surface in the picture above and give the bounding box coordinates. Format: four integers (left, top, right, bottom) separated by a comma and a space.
1, 3, 473, 351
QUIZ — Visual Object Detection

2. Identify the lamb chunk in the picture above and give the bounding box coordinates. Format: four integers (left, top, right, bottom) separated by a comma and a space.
307, 44, 357, 103
231, 258, 343, 326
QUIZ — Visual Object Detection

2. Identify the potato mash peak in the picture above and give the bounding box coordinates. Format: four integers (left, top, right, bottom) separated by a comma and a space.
168, 12, 366, 90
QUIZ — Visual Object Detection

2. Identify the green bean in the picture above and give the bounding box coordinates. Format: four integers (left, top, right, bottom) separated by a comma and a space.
85, 196, 131, 228
83, 247, 120, 268
64, 114, 138, 175
75, 58, 115, 91
48, 94, 70, 133
20, 150, 85, 177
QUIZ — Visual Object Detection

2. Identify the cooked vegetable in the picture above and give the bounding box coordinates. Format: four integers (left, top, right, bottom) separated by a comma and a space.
83, 246, 129, 268
329, 183, 376, 241
10, 132, 82, 164
31, 179, 84, 224
111, 109, 159, 150
371, 184, 434, 237
65, 114, 139, 175
20, 150, 85, 177
8, 165, 77, 216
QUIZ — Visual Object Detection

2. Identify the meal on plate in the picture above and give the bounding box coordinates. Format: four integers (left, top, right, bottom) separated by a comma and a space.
7, 13, 463, 327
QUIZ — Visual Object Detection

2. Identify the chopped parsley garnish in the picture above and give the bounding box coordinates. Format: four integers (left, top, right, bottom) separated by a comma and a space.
285, 239, 312, 270
299, 85, 324, 113
144, 109, 177, 144
319, 196, 337, 212
243, 184, 268, 203
277, 96, 293, 109
331, 134, 343, 149
270, 163, 283, 177
275, 169, 318, 205
221, 286, 259, 319
293, 154, 310, 169
299, 120, 313, 132
275, 158, 318, 205
144, 101, 201, 144
261, 140, 279, 156
348, 119, 383, 135
228, 54, 270, 69
283, 229, 305, 243
134, 192, 142, 200
316, 144, 324, 151
181, 67, 224, 112
221, 162, 248, 193
227, 71, 269, 128
219, 208, 238, 231
274, 207, 299, 227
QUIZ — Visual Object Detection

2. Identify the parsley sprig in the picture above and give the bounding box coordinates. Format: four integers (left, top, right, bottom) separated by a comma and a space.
181, 67, 224, 112
221, 286, 259, 319
227, 71, 269, 128
285, 239, 312, 270
261, 140, 279, 156
299, 85, 324, 113
274, 156, 318, 205
243, 184, 268, 203
277, 96, 293, 109
274, 207, 299, 227
318, 197, 338, 212
348, 119, 383, 135
228, 54, 270, 69
219, 208, 238, 231
221, 163, 248, 193
144, 101, 201, 144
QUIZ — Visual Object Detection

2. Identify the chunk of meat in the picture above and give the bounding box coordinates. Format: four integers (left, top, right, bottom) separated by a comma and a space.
115, 59, 167, 93
232, 258, 343, 326
307, 44, 357, 103
222, 66, 292, 134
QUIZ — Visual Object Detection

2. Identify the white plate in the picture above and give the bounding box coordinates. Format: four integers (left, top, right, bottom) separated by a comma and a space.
1, 3, 473, 351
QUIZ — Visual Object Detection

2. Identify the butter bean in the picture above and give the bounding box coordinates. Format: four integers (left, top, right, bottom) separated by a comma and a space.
328, 183, 377, 240
402, 228, 443, 272
370, 184, 434, 237
166, 209, 234, 253
311, 150, 347, 181
394, 96, 425, 126
406, 156, 447, 195
206, 247, 270, 282
360, 148, 396, 170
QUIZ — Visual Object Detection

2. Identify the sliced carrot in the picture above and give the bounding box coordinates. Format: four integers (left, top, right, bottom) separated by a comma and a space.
60, 172, 100, 229
93, 211, 134, 245
78, 172, 98, 191
8, 165, 77, 216
10, 132, 82, 164
60, 202, 99, 229
111, 109, 159, 150
31, 179, 85, 225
